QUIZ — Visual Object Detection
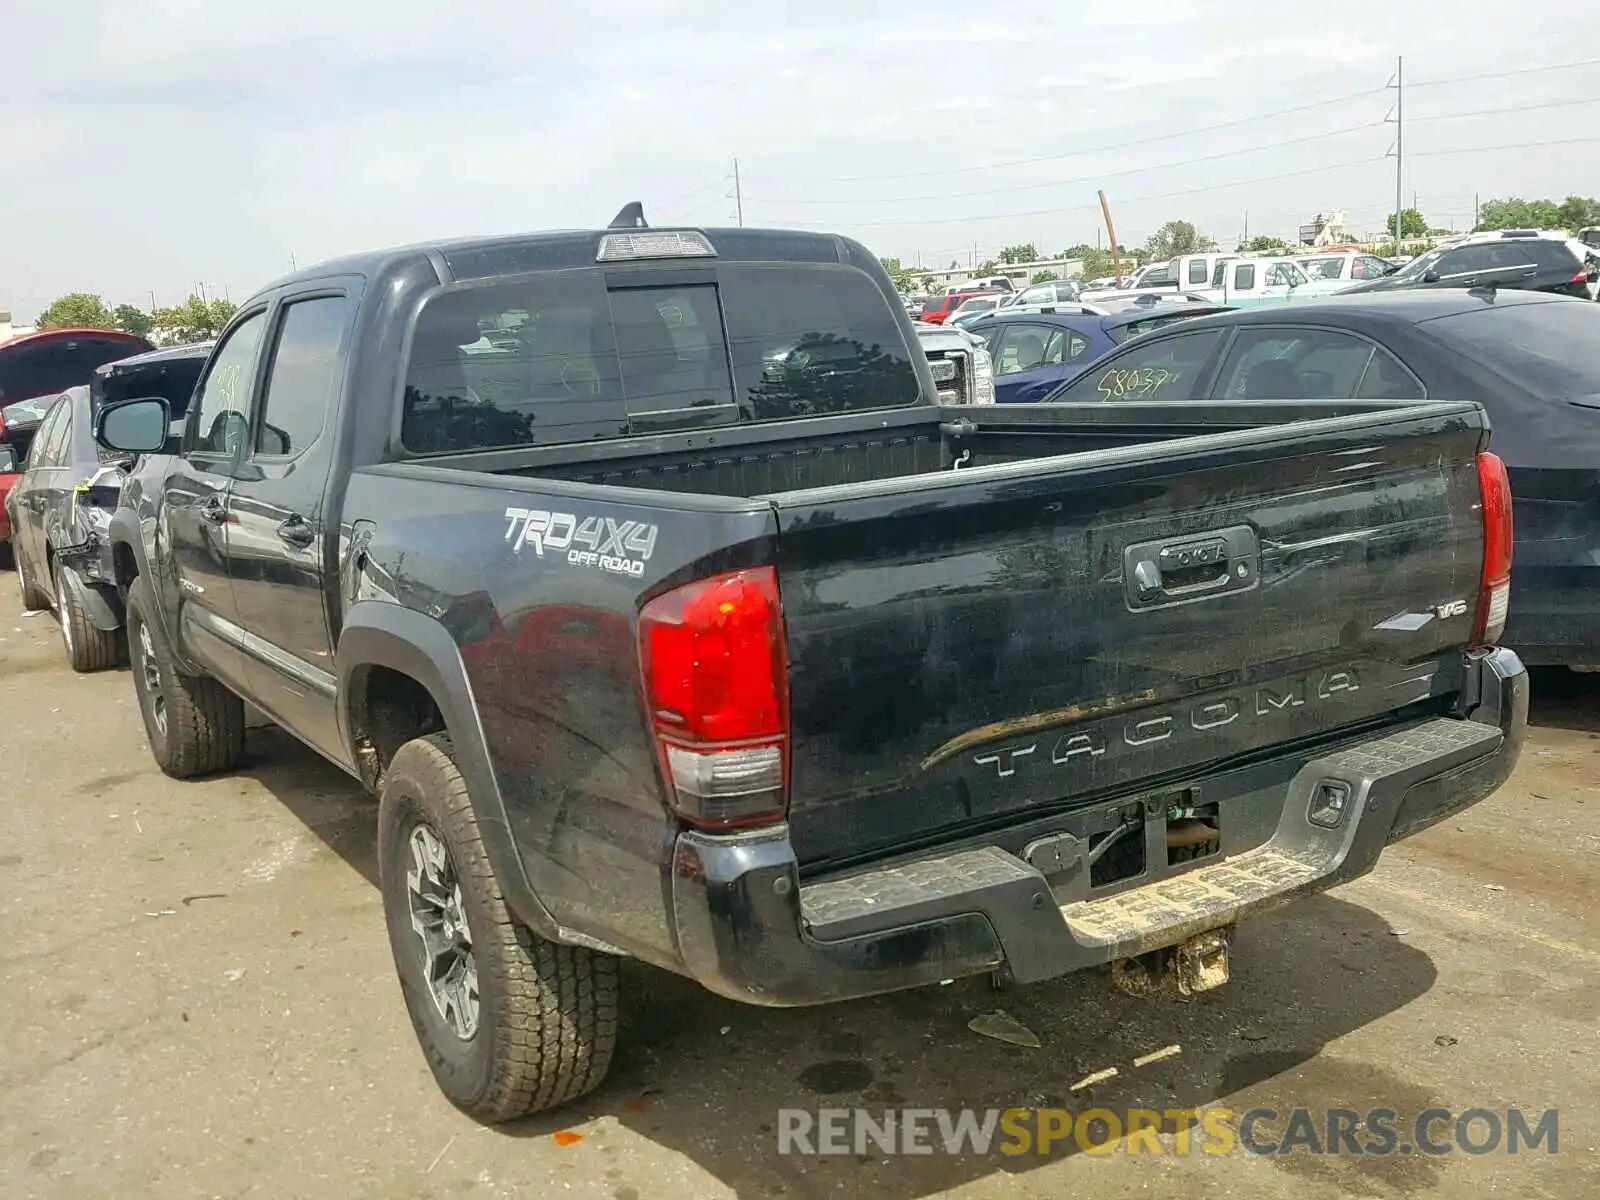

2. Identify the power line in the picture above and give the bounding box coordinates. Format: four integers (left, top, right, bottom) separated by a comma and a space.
1408, 134, 1600, 158
781, 86, 1387, 184
1407, 56, 1600, 89
762, 155, 1389, 229
749, 122, 1383, 205
1410, 94, 1600, 122
760, 134, 1600, 232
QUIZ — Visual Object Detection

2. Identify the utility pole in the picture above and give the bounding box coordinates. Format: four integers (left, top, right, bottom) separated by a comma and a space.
728, 159, 744, 227
1387, 56, 1404, 254
1473, 191, 1479, 231
1242, 209, 1250, 247
148, 290, 156, 312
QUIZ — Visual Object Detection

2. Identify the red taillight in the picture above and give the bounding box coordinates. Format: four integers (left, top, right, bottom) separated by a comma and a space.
1471, 451, 1513, 649
638, 567, 790, 830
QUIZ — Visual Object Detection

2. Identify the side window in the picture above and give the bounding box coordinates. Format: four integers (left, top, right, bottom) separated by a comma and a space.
993, 324, 1054, 376
190, 311, 266, 456
1187, 258, 1209, 285
1216, 328, 1391, 400
1053, 330, 1226, 402
255, 296, 353, 457
29, 401, 68, 467
45, 406, 74, 466
1234, 263, 1257, 291
1442, 247, 1492, 275
1040, 330, 1091, 366
1355, 347, 1425, 399
1354, 256, 1388, 280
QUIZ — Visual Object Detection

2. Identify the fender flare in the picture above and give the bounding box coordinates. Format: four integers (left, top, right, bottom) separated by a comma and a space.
337, 601, 561, 940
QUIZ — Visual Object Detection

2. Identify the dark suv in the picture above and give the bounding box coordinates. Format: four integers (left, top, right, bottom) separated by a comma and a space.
1341, 232, 1598, 298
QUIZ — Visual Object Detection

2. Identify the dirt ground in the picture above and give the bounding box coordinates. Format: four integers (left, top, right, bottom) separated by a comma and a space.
1, 582, 1597, 1200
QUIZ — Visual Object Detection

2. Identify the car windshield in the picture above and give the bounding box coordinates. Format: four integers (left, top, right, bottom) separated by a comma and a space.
1425, 300, 1600, 399
1393, 249, 1445, 280
1, 395, 58, 427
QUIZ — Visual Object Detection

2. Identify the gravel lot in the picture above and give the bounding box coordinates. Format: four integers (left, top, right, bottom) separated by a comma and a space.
2, 581, 1597, 1200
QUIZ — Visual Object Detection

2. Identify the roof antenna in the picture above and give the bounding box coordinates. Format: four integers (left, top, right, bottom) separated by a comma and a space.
609, 201, 648, 229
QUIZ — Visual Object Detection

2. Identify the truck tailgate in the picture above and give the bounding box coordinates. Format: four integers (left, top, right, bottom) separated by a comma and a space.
763, 404, 1490, 869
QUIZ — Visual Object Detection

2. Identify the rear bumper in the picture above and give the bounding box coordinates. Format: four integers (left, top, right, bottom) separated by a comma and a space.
669, 648, 1527, 1006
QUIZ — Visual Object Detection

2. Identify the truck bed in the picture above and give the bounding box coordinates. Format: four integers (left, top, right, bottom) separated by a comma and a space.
358, 397, 1491, 882
404, 398, 1440, 499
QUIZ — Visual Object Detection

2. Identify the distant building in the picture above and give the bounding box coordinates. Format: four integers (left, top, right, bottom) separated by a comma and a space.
1298, 211, 1352, 247
0, 312, 34, 343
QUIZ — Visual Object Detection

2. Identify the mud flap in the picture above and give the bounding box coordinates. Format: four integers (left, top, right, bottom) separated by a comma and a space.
1109, 926, 1232, 999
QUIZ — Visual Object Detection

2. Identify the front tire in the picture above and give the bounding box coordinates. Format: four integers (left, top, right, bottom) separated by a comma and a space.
378, 734, 619, 1123
126, 576, 245, 777
54, 562, 121, 673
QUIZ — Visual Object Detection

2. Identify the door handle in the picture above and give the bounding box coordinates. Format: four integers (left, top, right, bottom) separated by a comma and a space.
200, 496, 228, 524
1123, 526, 1260, 611
276, 515, 315, 549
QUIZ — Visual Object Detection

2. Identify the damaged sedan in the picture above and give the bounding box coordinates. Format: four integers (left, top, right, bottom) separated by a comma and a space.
4, 342, 208, 671
5, 385, 133, 670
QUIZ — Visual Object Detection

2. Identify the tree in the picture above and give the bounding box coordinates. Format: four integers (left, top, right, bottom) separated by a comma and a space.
879, 256, 916, 294
1030, 270, 1058, 284
113, 304, 153, 337
975, 259, 1000, 276
1558, 195, 1600, 231
1241, 235, 1289, 254
1385, 208, 1428, 239
36, 292, 116, 330
1070, 248, 1116, 280
150, 295, 238, 345
999, 243, 1038, 265
1143, 220, 1202, 261
1477, 196, 1565, 231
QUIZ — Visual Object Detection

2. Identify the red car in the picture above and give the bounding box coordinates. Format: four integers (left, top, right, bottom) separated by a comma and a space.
918, 289, 1001, 325
0, 328, 153, 564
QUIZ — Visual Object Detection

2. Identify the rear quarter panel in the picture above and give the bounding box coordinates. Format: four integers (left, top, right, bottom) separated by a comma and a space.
339, 465, 778, 964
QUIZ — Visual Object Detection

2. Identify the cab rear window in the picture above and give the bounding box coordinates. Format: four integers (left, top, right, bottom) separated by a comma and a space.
400, 265, 921, 454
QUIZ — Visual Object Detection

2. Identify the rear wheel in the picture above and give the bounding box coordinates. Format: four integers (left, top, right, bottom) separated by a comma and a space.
14, 546, 48, 612
54, 562, 121, 673
378, 734, 619, 1122
126, 576, 245, 777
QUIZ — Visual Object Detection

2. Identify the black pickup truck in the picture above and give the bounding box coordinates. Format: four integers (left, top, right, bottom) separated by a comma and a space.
94, 208, 1527, 1123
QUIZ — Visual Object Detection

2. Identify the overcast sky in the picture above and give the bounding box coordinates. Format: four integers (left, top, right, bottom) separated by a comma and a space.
3, 1, 1598, 317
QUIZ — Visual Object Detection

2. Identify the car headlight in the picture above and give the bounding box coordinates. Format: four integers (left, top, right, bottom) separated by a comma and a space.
971, 347, 996, 405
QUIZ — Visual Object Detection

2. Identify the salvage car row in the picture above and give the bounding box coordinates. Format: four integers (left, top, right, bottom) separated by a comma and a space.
0, 207, 1564, 1131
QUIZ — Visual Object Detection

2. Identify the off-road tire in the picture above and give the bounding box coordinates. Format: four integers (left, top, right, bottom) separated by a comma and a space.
378, 733, 619, 1123
54, 561, 121, 672
14, 545, 49, 611
126, 576, 245, 777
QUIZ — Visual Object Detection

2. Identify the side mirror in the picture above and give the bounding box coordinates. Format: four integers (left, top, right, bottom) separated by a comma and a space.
260, 423, 291, 455
1422, 269, 1441, 284
0, 445, 17, 473
95, 397, 171, 454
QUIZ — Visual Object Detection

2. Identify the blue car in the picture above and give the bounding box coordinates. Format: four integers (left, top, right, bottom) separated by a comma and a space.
969, 303, 1230, 403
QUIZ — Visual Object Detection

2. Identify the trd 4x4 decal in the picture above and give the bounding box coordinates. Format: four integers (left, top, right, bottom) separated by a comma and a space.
503, 507, 659, 578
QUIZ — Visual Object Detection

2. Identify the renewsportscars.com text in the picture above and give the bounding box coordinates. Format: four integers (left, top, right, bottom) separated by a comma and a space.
777, 1106, 1559, 1158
